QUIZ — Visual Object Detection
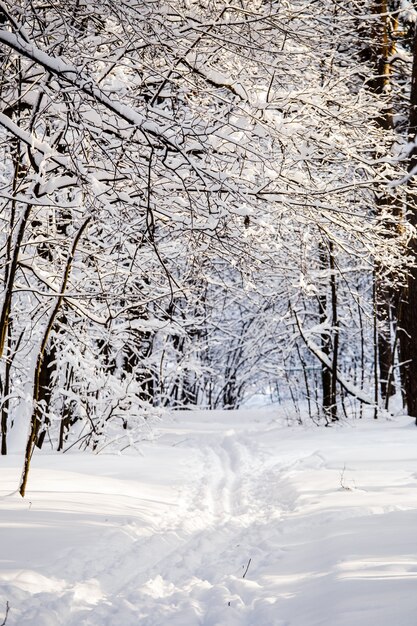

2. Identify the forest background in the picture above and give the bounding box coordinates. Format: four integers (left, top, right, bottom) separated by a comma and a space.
1, 0, 417, 494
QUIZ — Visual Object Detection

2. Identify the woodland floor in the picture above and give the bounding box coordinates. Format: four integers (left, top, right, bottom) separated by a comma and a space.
0, 408, 416, 625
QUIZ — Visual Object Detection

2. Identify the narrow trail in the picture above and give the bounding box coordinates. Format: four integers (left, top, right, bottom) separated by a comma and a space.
58, 427, 312, 625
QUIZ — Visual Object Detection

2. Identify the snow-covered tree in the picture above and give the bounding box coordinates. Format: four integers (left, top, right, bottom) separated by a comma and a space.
0, 0, 412, 494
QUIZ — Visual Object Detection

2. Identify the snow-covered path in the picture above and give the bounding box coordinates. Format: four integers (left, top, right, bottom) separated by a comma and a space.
1, 410, 417, 625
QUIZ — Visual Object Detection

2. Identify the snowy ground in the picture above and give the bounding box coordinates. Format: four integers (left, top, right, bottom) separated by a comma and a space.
1, 409, 417, 625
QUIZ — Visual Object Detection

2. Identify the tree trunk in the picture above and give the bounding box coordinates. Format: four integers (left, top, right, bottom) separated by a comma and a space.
318, 243, 338, 420
0, 322, 11, 455
35, 342, 57, 449
399, 22, 417, 422
318, 262, 332, 416
20, 218, 91, 497
329, 243, 339, 422
369, 0, 398, 404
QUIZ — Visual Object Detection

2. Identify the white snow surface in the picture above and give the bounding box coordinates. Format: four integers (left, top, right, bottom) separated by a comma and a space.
1, 409, 417, 625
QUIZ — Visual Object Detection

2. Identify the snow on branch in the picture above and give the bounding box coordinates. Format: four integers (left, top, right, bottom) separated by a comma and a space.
0, 30, 200, 157
293, 310, 374, 406
0, 112, 73, 170
0, 28, 241, 194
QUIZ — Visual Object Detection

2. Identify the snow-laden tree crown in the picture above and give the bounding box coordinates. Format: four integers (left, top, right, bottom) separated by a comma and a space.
0, 0, 416, 491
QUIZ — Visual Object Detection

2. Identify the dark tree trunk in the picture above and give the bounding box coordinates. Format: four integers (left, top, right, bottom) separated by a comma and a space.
20, 218, 91, 497
369, 0, 398, 404
58, 365, 77, 452
377, 296, 396, 399
329, 243, 339, 422
318, 244, 335, 420
0, 324, 11, 455
399, 23, 417, 422
35, 342, 57, 449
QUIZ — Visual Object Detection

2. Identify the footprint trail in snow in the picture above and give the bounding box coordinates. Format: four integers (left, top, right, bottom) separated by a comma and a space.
1, 409, 417, 626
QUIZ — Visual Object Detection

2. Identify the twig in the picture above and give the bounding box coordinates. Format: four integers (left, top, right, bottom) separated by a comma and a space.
340, 464, 352, 491
1, 601, 9, 626
242, 558, 252, 579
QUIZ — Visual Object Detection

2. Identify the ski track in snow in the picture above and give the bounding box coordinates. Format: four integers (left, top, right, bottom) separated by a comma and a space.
1, 411, 417, 625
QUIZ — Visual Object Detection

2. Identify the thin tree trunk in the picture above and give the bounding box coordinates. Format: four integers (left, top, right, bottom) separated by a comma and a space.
20, 217, 91, 497
35, 341, 57, 449
357, 298, 365, 418
373, 272, 379, 419
329, 243, 338, 422
318, 246, 332, 418
295, 342, 312, 420
58, 364, 75, 451
0, 322, 11, 455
